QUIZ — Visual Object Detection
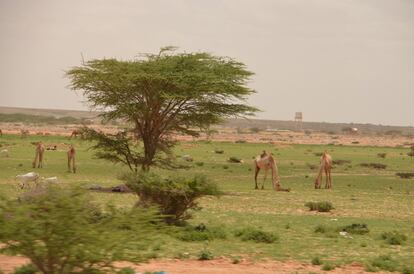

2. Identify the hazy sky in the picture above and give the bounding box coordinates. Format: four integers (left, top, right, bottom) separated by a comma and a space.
0, 0, 413, 126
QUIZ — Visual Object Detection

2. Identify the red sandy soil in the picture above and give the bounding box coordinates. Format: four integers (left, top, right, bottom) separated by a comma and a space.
0, 255, 395, 274
0, 123, 412, 147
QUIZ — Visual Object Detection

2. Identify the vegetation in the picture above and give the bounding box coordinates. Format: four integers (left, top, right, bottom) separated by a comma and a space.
123, 172, 221, 224
340, 223, 369, 235
0, 113, 89, 125
0, 186, 161, 273
396, 172, 414, 179
234, 227, 278, 243
305, 201, 334, 212
67, 47, 258, 171
360, 163, 387, 169
381, 231, 408, 245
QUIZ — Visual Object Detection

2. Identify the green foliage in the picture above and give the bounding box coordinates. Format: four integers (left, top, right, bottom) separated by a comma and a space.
176, 223, 227, 242
116, 267, 135, 274
305, 201, 334, 212
314, 225, 328, 233
214, 149, 224, 154
0, 113, 88, 125
377, 153, 387, 158
332, 159, 351, 165
123, 172, 221, 224
322, 263, 336, 271
12, 264, 37, 274
0, 186, 161, 274
67, 47, 258, 170
195, 161, 204, 167
340, 223, 369, 235
381, 231, 407, 245
234, 227, 278, 243
228, 156, 242, 163
311, 257, 322, 265
370, 255, 399, 272
198, 249, 214, 260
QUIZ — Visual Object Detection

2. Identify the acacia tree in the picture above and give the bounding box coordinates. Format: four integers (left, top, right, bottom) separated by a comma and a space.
67, 47, 258, 171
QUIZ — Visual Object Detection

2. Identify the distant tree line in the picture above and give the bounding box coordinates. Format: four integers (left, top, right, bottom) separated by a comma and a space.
0, 113, 92, 125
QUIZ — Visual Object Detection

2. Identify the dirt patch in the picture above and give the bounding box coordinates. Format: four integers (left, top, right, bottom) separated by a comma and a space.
0, 256, 393, 274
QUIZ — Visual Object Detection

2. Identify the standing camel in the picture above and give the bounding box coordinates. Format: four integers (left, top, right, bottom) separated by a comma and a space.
314, 151, 333, 189
67, 145, 76, 173
254, 153, 289, 191
32, 142, 45, 168
70, 129, 82, 139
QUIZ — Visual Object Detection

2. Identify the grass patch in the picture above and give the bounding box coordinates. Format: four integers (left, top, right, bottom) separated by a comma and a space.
311, 256, 322, 265
381, 231, 407, 245
340, 223, 369, 235
396, 172, 414, 179
176, 223, 227, 242
305, 201, 334, 212
360, 163, 387, 169
234, 227, 278, 243
332, 159, 351, 165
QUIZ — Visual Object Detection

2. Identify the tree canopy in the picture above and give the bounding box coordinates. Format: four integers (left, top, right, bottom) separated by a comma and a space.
67, 47, 258, 170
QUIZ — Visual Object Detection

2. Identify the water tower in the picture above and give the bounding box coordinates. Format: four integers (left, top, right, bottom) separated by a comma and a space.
294, 112, 303, 131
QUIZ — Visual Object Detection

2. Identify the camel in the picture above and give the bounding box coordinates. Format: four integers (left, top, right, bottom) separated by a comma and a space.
20, 129, 29, 138
67, 145, 76, 173
314, 151, 333, 189
70, 129, 82, 139
32, 142, 45, 168
254, 152, 289, 191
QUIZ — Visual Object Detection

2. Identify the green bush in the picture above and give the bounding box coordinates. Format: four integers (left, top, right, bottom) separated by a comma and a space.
116, 268, 135, 274
322, 263, 335, 271
305, 201, 334, 212
381, 231, 407, 245
12, 264, 37, 274
214, 149, 224, 154
371, 255, 399, 272
198, 249, 214, 260
311, 257, 322, 265
234, 227, 278, 243
195, 161, 204, 167
124, 172, 221, 224
340, 223, 369, 235
360, 163, 387, 169
396, 172, 414, 179
314, 225, 328, 233
177, 223, 227, 242
228, 156, 242, 163
0, 186, 161, 274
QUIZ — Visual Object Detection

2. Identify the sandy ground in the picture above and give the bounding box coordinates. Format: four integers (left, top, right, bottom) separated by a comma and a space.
0, 255, 396, 274
0, 123, 412, 147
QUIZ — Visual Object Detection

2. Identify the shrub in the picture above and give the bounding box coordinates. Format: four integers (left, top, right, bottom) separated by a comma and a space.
198, 249, 214, 260
377, 153, 387, 158
360, 163, 387, 169
311, 257, 322, 265
214, 149, 224, 154
340, 223, 369, 235
408, 151, 414, 157
396, 172, 414, 179
381, 231, 407, 245
223, 165, 229, 169
306, 163, 317, 170
228, 156, 242, 163
314, 225, 328, 233
371, 255, 399, 272
234, 227, 278, 243
124, 172, 221, 224
314, 152, 323, 157
0, 186, 161, 274
177, 223, 227, 242
195, 161, 204, 167
116, 267, 135, 274
322, 263, 335, 271
12, 264, 37, 274
305, 201, 334, 212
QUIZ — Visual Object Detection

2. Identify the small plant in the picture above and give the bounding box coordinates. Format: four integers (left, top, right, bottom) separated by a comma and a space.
198, 249, 214, 260
177, 223, 227, 242
306, 163, 317, 170
305, 201, 334, 212
116, 267, 136, 274
360, 163, 387, 169
214, 149, 224, 154
223, 165, 229, 169
228, 156, 242, 163
370, 255, 399, 272
231, 256, 241, 264
314, 225, 328, 233
381, 231, 407, 245
377, 153, 387, 158
396, 172, 414, 179
311, 257, 322, 265
340, 223, 369, 235
322, 263, 335, 271
234, 227, 278, 243
195, 161, 204, 167
314, 152, 323, 157
332, 159, 351, 165
12, 264, 37, 274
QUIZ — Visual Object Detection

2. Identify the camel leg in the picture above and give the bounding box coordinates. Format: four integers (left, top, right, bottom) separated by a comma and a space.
254, 167, 259, 189
262, 168, 268, 190
324, 168, 329, 189
32, 151, 38, 168
315, 167, 323, 189
328, 170, 332, 189
67, 154, 71, 172
72, 157, 76, 173
38, 152, 43, 168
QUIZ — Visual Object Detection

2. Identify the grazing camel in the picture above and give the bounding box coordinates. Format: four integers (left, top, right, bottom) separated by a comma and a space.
67, 145, 76, 173
32, 142, 45, 168
70, 129, 82, 139
20, 129, 29, 138
254, 152, 289, 191
314, 151, 333, 189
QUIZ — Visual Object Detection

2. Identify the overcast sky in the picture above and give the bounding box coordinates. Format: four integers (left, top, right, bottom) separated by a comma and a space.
0, 0, 413, 126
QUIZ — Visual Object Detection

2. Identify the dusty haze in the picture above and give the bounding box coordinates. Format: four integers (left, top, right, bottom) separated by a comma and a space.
0, 0, 413, 126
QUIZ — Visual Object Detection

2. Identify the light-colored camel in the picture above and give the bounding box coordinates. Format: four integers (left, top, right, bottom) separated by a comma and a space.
315, 151, 333, 189
67, 145, 76, 173
32, 142, 45, 168
254, 152, 289, 191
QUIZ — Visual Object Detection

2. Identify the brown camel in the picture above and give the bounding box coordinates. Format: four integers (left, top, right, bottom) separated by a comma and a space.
314, 151, 333, 189
67, 145, 76, 173
254, 153, 289, 191
70, 129, 81, 139
32, 142, 45, 168
20, 129, 29, 138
